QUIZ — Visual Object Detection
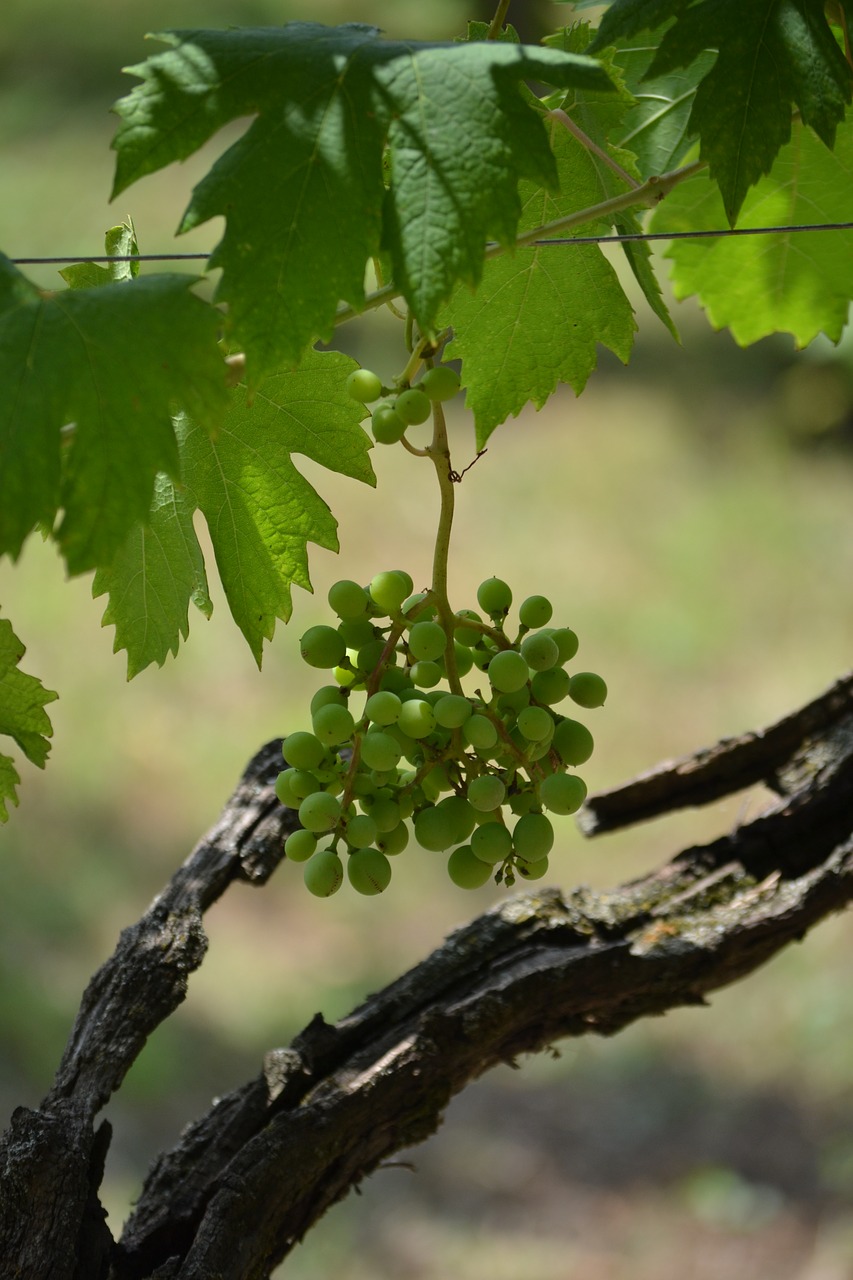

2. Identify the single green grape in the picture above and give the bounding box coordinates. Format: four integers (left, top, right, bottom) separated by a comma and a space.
347, 848, 392, 895
304, 849, 344, 897
289, 769, 323, 800
310, 685, 348, 716
337, 617, 376, 648
516, 856, 549, 881
398, 699, 436, 739
454, 643, 475, 678
497, 687, 530, 714
369, 571, 411, 615
408, 620, 447, 661
344, 813, 378, 850
530, 668, 571, 706
538, 772, 587, 815
420, 364, 461, 402
408, 660, 441, 688
471, 821, 513, 864
551, 627, 580, 663
568, 672, 608, 708
378, 821, 410, 856
519, 595, 553, 629
414, 806, 458, 852
357, 638, 387, 673
520, 631, 560, 672
476, 577, 513, 616
367, 797, 402, 832
284, 829, 317, 863
552, 718, 594, 766
371, 404, 407, 445
467, 774, 506, 812
281, 731, 326, 772
516, 705, 553, 742
312, 703, 355, 746
300, 625, 346, 670
298, 790, 343, 832
346, 368, 383, 403
364, 691, 402, 726
463, 714, 499, 750
328, 579, 369, 620
395, 388, 432, 425
274, 769, 301, 808
436, 794, 477, 844
454, 610, 484, 647
488, 649, 529, 694
511, 812, 554, 862
433, 693, 474, 728
360, 731, 402, 772
447, 845, 493, 889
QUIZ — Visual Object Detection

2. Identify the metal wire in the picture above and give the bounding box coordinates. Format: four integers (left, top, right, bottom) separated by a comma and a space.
9, 221, 853, 265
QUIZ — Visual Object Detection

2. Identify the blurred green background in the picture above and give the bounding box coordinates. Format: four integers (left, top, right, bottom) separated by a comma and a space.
2, 2, 853, 1276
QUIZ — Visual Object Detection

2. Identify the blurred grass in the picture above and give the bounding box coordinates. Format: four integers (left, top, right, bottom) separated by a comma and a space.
2, 2, 853, 1276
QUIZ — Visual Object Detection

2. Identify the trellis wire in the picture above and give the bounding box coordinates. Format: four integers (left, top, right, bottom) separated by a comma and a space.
9, 220, 853, 265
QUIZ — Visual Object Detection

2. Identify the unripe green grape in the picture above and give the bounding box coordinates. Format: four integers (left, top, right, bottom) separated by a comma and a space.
298, 790, 342, 832
282, 731, 326, 772
274, 769, 301, 808
334, 663, 358, 688
454, 610, 483, 647
539, 772, 587, 815
512, 812, 554, 863
310, 685, 348, 715
463, 714, 499, 750
371, 404, 407, 444
467, 774, 506, 812
379, 820, 410, 855
357, 638, 387, 673
328, 578, 370, 619
509, 788, 538, 816
395, 789, 416, 820
433, 694, 473, 728
369, 570, 411, 616
519, 595, 553, 629
379, 666, 414, 694
516, 856, 549, 881
284, 829, 317, 863
551, 627, 579, 663
290, 769, 323, 800
300, 625, 346, 669
337, 617, 376, 648
410, 660, 442, 688
471, 821, 513, 864
568, 672, 608, 708
488, 649, 529, 694
497, 687, 530, 714
398, 699, 436, 739
516, 705, 553, 742
408, 620, 447, 661
312, 703, 355, 746
520, 631, 560, 672
360, 731, 402, 772
367, 797, 402, 832
351, 772, 377, 798
420, 364, 461, 402
447, 844, 493, 889
395, 388, 432, 425
344, 813, 378, 850
471, 644, 496, 672
414, 806, 457, 852
453, 642, 474, 677
348, 848, 392, 895
437, 794, 477, 844
346, 367, 383, 403
530, 667, 571, 705
364, 691, 402, 726
477, 576, 513, 616
304, 849, 343, 897
552, 718, 594, 766
420, 770, 444, 803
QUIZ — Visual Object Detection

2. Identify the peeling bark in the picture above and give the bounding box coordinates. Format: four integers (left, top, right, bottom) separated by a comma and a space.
1, 678, 852, 1279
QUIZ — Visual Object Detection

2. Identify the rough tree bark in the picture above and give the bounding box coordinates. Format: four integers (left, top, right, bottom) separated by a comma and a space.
1, 674, 851, 1280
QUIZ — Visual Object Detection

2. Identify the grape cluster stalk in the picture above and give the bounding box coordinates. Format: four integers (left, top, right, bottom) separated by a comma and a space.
275, 360, 607, 896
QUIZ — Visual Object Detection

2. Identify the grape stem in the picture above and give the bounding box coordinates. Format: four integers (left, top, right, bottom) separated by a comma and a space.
426, 399, 464, 697
487, 0, 512, 40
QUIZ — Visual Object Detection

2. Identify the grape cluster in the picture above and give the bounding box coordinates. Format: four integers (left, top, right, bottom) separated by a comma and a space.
346, 363, 461, 444
276, 570, 606, 898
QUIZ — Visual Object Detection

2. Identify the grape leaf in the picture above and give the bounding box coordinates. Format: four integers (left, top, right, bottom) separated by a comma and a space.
0, 257, 227, 575
650, 118, 853, 346
0, 617, 58, 821
609, 37, 716, 176
119, 349, 373, 669
92, 473, 212, 679
111, 23, 614, 379
59, 219, 140, 289
442, 120, 637, 445
593, 0, 853, 223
